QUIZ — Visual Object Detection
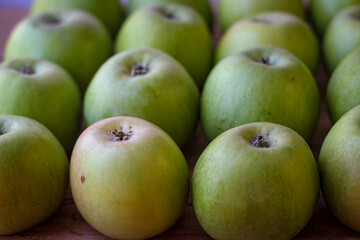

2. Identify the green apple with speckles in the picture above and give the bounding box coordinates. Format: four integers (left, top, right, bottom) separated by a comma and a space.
216, 11, 319, 73
70, 116, 189, 239
323, 5, 360, 72
0, 115, 69, 235
0, 58, 81, 153
219, 0, 305, 31
115, 4, 213, 89
84, 48, 199, 148
4, 10, 112, 93
201, 46, 320, 142
31, 0, 123, 36
192, 122, 320, 240
319, 105, 360, 231
127, 0, 213, 29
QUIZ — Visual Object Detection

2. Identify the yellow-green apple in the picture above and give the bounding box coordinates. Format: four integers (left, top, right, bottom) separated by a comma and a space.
0, 58, 81, 153
127, 0, 213, 29
0, 115, 69, 235
192, 122, 320, 240
84, 48, 199, 148
327, 47, 360, 122
115, 4, 213, 89
219, 0, 305, 31
319, 105, 360, 231
216, 12, 319, 73
70, 116, 190, 239
310, 0, 360, 34
31, 0, 123, 36
323, 5, 360, 72
202, 46, 320, 142
4, 10, 112, 93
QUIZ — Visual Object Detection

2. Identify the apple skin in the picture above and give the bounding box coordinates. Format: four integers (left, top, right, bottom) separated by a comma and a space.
115, 4, 213, 89
310, 0, 360, 34
319, 105, 360, 231
127, 0, 213, 29
216, 12, 319, 73
201, 46, 320, 142
219, 0, 305, 31
70, 116, 190, 240
323, 5, 360, 72
84, 48, 199, 149
0, 115, 69, 235
0, 58, 81, 153
327, 47, 360, 122
192, 122, 320, 240
31, 0, 123, 36
4, 10, 112, 93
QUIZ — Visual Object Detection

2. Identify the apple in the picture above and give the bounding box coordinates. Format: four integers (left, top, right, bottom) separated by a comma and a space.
219, 0, 305, 31
192, 122, 320, 240
310, 0, 360, 34
323, 5, 360, 72
0, 58, 81, 153
115, 4, 213, 89
216, 12, 319, 73
319, 105, 360, 231
70, 116, 190, 239
201, 46, 320, 142
327, 47, 360, 122
31, 0, 123, 36
4, 10, 112, 93
0, 115, 69, 235
127, 0, 213, 29
84, 48, 199, 149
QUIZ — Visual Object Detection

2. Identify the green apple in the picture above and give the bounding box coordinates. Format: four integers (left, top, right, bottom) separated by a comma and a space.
127, 0, 213, 29
115, 4, 213, 89
0, 115, 69, 235
319, 105, 360, 231
84, 48, 199, 149
0, 58, 81, 153
4, 10, 112, 93
323, 5, 360, 72
327, 47, 360, 122
70, 116, 189, 239
192, 122, 320, 240
202, 46, 320, 142
216, 12, 319, 73
31, 0, 123, 36
219, 0, 305, 31
310, 0, 360, 34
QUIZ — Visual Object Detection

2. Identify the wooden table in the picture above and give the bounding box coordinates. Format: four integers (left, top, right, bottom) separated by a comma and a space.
1, 5, 360, 240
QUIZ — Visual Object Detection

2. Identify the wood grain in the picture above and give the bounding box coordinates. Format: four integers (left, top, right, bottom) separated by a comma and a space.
0, 4, 360, 240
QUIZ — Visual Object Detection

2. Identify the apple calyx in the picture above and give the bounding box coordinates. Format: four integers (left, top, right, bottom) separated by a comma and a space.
260, 57, 271, 65
130, 64, 148, 77
109, 128, 133, 141
0, 129, 3, 136
42, 15, 61, 25
251, 134, 271, 148
252, 18, 271, 24
20, 66, 35, 75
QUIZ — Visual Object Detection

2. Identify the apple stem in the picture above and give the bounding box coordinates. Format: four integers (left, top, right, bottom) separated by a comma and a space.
109, 129, 133, 141
130, 64, 148, 77
260, 57, 271, 65
251, 135, 271, 148
20, 66, 35, 75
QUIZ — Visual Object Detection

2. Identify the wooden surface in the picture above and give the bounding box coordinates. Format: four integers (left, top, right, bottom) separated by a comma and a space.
1, 5, 360, 240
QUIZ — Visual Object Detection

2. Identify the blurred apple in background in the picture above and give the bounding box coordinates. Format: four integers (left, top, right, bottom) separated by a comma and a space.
71, 116, 189, 239
192, 122, 320, 240
202, 46, 320, 142
84, 48, 199, 149
31, 0, 123, 37
4, 10, 112, 93
219, 0, 305, 31
0, 115, 69, 235
323, 5, 360, 72
0, 58, 81, 153
115, 4, 213, 89
216, 12, 319, 73
310, 0, 360, 34
127, 0, 213, 29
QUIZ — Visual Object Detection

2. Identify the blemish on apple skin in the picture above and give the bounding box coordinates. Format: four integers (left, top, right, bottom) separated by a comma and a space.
81, 175, 85, 183
291, 77, 295, 81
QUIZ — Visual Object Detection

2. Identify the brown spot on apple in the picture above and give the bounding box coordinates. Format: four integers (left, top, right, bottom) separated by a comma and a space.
81, 175, 85, 183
